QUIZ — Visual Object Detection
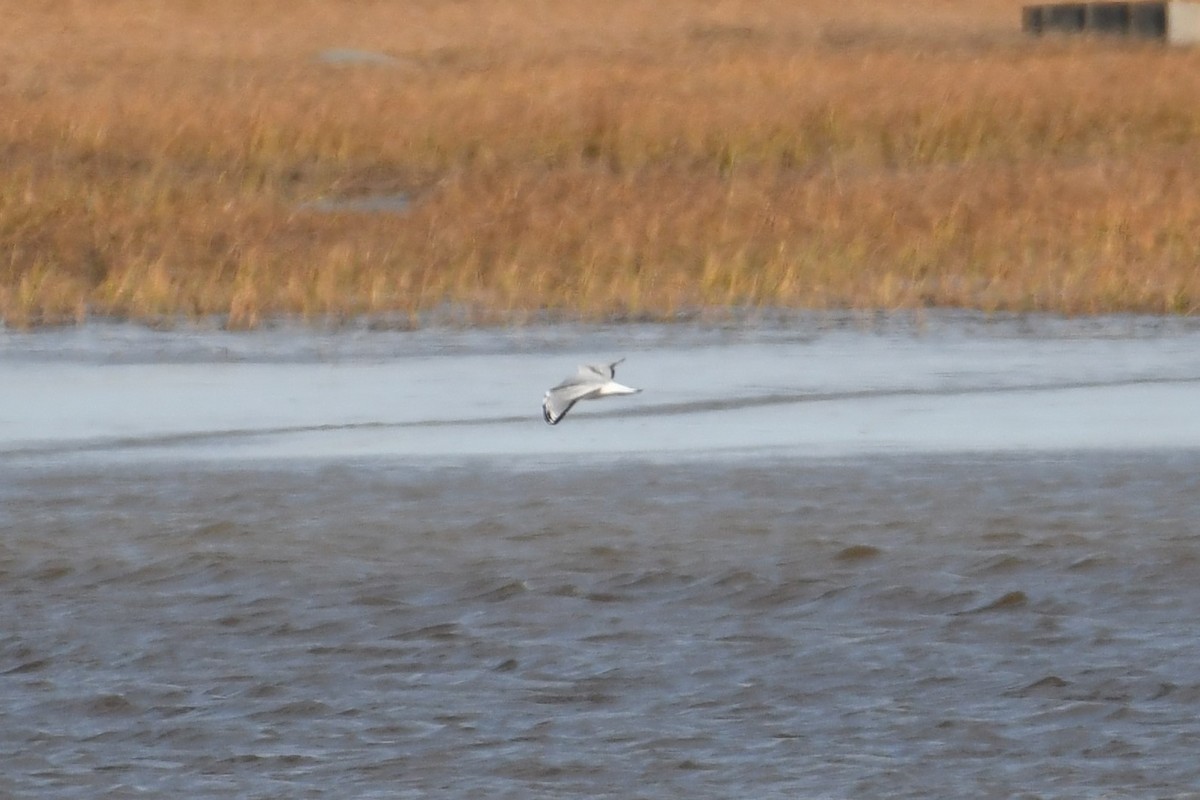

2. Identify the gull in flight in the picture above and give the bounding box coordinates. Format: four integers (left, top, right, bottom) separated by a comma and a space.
542, 358, 641, 425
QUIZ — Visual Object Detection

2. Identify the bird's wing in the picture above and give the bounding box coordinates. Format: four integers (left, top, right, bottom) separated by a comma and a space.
575, 364, 608, 381
542, 382, 602, 425
578, 357, 624, 381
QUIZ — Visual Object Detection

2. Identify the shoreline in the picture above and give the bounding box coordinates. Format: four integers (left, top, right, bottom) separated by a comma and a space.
5, 308, 1200, 369
6, 305, 1200, 335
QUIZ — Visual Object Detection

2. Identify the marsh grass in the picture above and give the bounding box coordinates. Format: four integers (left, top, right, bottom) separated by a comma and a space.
3, 0, 1200, 327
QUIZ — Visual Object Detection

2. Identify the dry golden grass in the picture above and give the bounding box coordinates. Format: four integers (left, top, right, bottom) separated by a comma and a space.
3, 0, 1200, 327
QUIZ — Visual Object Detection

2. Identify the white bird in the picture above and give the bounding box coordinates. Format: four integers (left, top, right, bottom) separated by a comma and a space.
542, 358, 641, 425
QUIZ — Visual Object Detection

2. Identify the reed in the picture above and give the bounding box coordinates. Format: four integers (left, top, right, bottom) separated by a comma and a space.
3, 0, 1199, 327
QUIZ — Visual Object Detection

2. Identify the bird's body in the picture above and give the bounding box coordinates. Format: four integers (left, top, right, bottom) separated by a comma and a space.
542, 358, 641, 425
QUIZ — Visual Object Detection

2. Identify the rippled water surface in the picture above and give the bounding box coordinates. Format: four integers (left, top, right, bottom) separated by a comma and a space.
3, 317, 1200, 798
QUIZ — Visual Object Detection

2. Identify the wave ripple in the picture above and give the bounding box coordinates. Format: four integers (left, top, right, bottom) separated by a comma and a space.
2, 453, 1200, 797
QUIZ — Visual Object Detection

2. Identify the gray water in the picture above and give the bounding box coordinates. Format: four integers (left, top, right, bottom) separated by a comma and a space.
3, 315, 1200, 798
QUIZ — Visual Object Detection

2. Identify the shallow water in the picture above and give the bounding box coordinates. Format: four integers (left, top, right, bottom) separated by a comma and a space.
4, 313, 1200, 464
3, 316, 1200, 798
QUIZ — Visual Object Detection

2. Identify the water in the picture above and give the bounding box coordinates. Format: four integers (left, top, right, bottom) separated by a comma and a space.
297, 194, 410, 214
3, 314, 1200, 798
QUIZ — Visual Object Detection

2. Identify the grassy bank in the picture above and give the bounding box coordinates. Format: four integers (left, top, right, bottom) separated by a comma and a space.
3, 0, 1200, 327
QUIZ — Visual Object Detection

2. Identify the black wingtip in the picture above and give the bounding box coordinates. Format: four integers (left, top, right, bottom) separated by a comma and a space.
542, 404, 560, 425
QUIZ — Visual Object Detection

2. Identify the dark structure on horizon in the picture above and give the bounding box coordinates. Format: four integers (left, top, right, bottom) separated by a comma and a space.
1022, 1, 1200, 43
